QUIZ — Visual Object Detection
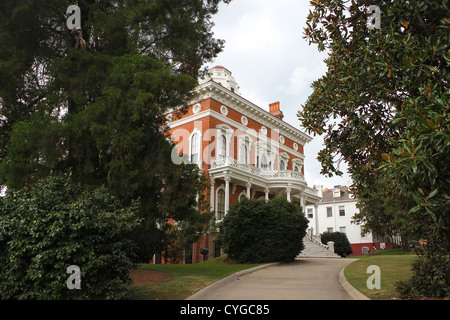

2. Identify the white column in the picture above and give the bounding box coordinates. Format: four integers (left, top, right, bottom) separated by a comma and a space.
286, 184, 292, 202
246, 180, 252, 199
314, 203, 319, 235
265, 188, 269, 201
224, 174, 231, 214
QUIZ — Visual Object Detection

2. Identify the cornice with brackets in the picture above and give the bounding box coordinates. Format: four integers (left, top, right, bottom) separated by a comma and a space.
193, 80, 313, 146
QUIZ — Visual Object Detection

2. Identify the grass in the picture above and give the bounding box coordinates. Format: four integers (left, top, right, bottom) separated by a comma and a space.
129, 255, 262, 300
344, 250, 417, 300
129, 250, 418, 300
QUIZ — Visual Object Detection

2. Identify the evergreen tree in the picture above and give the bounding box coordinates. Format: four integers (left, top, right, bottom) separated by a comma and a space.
0, 0, 230, 261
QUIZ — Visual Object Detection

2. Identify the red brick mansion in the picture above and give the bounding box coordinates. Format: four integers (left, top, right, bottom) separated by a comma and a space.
160, 66, 321, 263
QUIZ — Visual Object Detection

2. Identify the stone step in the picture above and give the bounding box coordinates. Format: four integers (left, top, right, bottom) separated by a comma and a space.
297, 238, 341, 258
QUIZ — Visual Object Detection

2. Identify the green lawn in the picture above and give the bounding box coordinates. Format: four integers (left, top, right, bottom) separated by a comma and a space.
344, 251, 417, 300
129, 255, 261, 300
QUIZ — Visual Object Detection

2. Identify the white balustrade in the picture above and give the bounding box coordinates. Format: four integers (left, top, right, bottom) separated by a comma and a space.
211, 156, 305, 183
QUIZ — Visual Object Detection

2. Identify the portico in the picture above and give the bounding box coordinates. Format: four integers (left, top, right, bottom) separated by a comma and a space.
209, 156, 321, 221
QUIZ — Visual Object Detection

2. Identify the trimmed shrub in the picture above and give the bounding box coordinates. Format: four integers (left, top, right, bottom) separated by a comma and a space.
320, 231, 353, 257
0, 174, 141, 300
218, 197, 308, 263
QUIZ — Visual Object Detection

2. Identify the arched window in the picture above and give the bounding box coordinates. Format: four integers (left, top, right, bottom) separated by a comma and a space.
280, 160, 286, 171
239, 143, 248, 164
261, 155, 268, 170
217, 189, 225, 220
218, 135, 227, 159
239, 193, 247, 202
190, 132, 199, 164
294, 166, 299, 172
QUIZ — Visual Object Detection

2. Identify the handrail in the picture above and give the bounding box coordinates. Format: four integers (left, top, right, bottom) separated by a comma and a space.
309, 235, 330, 250
211, 156, 306, 183
305, 230, 334, 252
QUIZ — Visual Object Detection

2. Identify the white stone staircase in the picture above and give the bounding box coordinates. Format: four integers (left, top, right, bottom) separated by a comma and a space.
297, 236, 341, 258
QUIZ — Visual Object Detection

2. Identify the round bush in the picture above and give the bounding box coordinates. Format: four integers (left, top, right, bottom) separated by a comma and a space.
218, 197, 309, 263
0, 174, 141, 300
321, 231, 353, 257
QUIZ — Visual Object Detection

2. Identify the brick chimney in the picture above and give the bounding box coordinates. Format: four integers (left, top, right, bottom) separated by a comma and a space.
269, 101, 284, 120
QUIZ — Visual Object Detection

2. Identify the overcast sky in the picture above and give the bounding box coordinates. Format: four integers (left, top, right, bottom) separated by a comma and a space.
206, 0, 352, 190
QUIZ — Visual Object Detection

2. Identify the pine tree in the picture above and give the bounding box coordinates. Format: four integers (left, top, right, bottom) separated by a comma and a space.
0, 0, 230, 261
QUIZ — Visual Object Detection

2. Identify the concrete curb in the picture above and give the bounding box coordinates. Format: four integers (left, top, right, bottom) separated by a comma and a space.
186, 262, 280, 300
339, 261, 371, 300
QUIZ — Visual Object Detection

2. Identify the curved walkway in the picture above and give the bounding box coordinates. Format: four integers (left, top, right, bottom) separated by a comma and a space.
188, 258, 368, 300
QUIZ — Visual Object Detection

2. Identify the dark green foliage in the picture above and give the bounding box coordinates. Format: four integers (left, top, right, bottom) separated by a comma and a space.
0, 0, 230, 263
300, 0, 449, 297
352, 176, 418, 251
396, 241, 450, 299
0, 174, 141, 299
218, 197, 309, 263
320, 232, 352, 257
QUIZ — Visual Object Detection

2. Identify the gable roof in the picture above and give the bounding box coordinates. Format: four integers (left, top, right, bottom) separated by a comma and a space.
321, 185, 354, 203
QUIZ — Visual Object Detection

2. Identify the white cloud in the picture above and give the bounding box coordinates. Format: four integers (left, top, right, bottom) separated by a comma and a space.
278, 63, 327, 95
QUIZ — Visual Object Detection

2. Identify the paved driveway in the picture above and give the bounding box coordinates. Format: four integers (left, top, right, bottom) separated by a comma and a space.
188, 258, 363, 300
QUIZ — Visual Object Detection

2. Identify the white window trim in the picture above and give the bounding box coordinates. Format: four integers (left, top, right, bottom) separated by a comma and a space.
261, 153, 270, 171
218, 134, 227, 159
189, 129, 202, 167
238, 190, 247, 201
326, 206, 333, 218
165, 108, 308, 160
216, 185, 226, 221
255, 140, 274, 170
279, 159, 286, 171
238, 135, 253, 164
239, 143, 248, 164
279, 152, 290, 171
216, 124, 233, 160
292, 158, 303, 172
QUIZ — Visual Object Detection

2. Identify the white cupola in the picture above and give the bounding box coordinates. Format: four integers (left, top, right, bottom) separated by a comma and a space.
200, 66, 241, 95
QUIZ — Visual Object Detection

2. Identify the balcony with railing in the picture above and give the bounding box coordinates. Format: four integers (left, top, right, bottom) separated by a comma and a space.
210, 156, 305, 185
209, 156, 321, 209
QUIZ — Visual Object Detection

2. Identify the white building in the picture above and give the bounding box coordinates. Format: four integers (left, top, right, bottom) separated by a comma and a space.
305, 185, 399, 256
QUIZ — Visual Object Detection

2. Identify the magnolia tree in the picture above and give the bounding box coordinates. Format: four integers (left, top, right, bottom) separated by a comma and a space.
299, 0, 449, 298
